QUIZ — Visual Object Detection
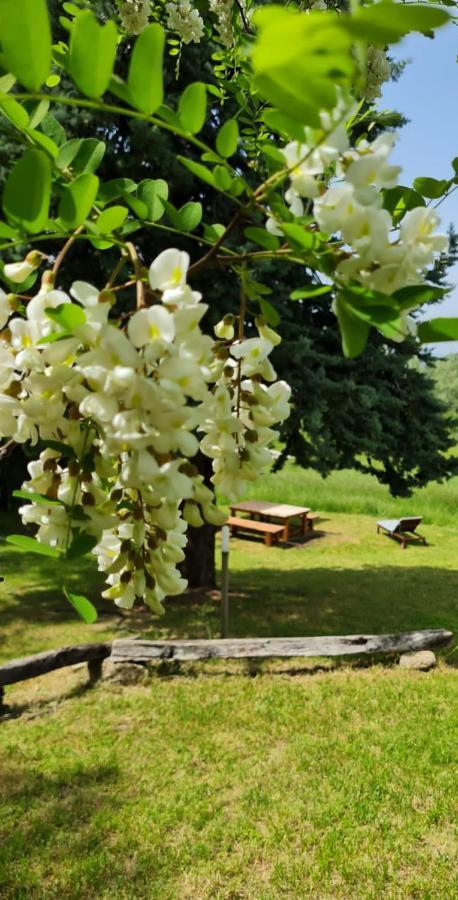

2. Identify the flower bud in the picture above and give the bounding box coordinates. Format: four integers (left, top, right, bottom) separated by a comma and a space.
214, 315, 235, 340
40, 270, 55, 292
255, 316, 281, 347
99, 290, 115, 305
4, 254, 40, 284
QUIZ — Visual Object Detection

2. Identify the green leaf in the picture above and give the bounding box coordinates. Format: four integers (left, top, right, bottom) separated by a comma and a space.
58, 173, 99, 229
281, 223, 321, 250
0, 0, 51, 90
128, 24, 165, 114
66, 532, 97, 560
244, 227, 279, 251
383, 185, 425, 223
376, 317, 408, 343
413, 177, 450, 199
334, 295, 370, 358
64, 587, 98, 624
57, 138, 106, 174
6, 534, 61, 558
99, 178, 137, 203
69, 11, 117, 99
417, 318, 458, 343
177, 157, 215, 188
216, 119, 239, 158
26, 128, 59, 159
45, 303, 87, 331
178, 82, 207, 134
72, 139, 106, 175
93, 205, 129, 248
37, 332, 73, 345
96, 205, 129, 233
393, 284, 445, 311
3, 149, 51, 234
213, 166, 232, 191
261, 108, 307, 142
259, 298, 280, 326
137, 179, 168, 221
290, 284, 332, 300
0, 222, 19, 239
26, 99, 49, 129
177, 201, 202, 233
341, 2, 449, 45
0, 94, 29, 129
56, 138, 83, 170
12, 489, 62, 507
253, 8, 354, 123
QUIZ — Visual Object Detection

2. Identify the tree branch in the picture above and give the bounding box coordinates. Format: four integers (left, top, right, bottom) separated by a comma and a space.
188, 209, 245, 277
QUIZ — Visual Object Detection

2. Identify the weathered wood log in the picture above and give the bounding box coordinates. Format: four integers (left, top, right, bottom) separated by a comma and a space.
0, 642, 112, 687
110, 629, 453, 663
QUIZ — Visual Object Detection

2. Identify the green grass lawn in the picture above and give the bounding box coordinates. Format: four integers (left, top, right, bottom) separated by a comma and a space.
1, 465, 458, 898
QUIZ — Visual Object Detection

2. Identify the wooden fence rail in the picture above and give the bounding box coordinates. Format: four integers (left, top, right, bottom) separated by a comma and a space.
110, 629, 453, 663
0, 642, 111, 688
0, 628, 453, 706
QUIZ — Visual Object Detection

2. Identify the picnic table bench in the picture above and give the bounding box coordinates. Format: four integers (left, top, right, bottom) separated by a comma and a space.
229, 500, 312, 542
227, 516, 284, 546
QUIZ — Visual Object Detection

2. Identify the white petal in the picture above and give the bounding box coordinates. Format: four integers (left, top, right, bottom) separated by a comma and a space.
149, 249, 190, 291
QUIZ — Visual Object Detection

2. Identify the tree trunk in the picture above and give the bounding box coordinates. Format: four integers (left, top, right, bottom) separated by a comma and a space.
182, 521, 216, 588
181, 453, 216, 588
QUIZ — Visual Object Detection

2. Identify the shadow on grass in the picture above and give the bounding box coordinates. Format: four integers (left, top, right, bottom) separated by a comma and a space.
0, 547, 106, 627
2, 541, 457, 665
137, 565, 458, 649
0, 760, 121, 890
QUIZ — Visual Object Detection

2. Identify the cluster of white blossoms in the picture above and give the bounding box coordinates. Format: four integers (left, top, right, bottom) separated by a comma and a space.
201, 315, 291, 499
364, 46, 392, 102
268, 104, 448, 296
165, 0, 204, 44
118, 0, 151, 33
208, 0, 236, 48
0, 249, 289, 612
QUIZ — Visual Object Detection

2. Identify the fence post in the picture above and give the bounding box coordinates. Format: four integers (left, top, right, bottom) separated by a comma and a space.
220, 525, 230, 639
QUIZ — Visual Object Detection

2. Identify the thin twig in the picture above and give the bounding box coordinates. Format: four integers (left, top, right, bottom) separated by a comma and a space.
235, 268, 247, 426
104, 255, 128, 291
52, 226, 85, 278
125, 242, 145, 309
234, 0, 253, 33
188, 209, 245, 277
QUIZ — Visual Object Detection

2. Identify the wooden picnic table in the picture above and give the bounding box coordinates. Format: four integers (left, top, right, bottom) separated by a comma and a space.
229, 500, 312, 541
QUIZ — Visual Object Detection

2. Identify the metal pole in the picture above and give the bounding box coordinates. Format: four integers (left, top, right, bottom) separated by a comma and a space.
220, 525, 230, 639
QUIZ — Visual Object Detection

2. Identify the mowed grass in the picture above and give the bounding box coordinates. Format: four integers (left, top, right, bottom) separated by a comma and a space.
241, 460, 458, 526
1, 465, 458, 898
1, 669, 458, 899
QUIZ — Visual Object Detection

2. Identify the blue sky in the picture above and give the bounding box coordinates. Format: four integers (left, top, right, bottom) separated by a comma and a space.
381, 23, 458, 354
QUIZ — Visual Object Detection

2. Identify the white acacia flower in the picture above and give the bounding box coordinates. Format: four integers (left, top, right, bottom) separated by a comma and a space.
400, 207, 448, 258
214, 316, 235, 340
4, 251, 42, 284
149, 249, 190, 292
128, 305, 175, 348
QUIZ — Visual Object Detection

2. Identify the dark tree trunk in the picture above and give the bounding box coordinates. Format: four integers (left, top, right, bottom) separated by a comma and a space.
0, 445, 28, 510
181, 453, 216, 589
181, 521, 216, 588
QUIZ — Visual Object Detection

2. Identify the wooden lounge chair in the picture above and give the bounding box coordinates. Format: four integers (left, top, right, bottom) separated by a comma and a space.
376, 517, 426, 549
